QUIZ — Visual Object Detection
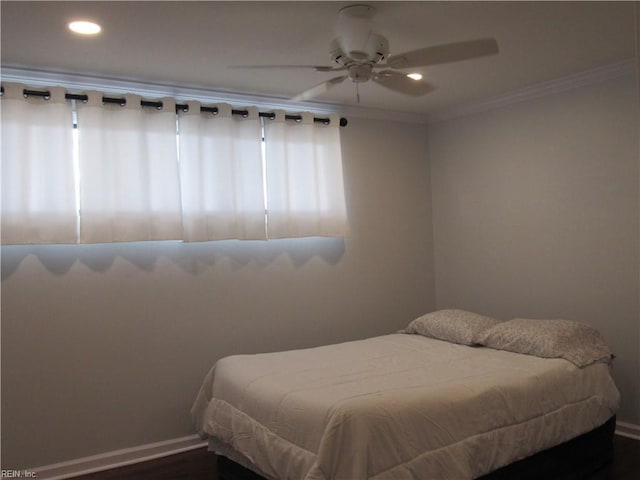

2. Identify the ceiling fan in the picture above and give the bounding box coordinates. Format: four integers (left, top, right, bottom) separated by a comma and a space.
230, 4, 499, 102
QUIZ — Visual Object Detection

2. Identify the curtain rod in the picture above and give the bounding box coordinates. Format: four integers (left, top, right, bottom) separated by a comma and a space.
4, 87, 348, 127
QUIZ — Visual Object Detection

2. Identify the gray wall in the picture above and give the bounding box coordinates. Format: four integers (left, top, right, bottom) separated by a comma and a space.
429, 73, 640, 423
1, 117, 436, 468
3, 72, 639, 470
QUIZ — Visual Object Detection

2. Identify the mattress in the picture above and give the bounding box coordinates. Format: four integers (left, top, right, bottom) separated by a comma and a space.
191, 333, 619, 480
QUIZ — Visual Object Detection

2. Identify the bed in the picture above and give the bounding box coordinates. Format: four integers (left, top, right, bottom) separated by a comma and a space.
191, 310, 619, 480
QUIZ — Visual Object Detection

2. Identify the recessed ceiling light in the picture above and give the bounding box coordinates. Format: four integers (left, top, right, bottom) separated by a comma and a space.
68, 20, 101, 35
407, 73, 423, 81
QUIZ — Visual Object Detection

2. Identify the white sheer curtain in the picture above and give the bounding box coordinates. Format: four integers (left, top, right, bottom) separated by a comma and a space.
263, 111, 348, 238
178, 102, 266, 240
1, 83, 78, 244
1, 82, 348, 245
75, 92, 182, 243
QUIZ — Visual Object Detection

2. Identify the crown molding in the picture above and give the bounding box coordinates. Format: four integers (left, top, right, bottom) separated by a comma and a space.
0, 65, 429, 124
2, 60, 635, 126
426, 59, 637, 124
0, 65, 326, 111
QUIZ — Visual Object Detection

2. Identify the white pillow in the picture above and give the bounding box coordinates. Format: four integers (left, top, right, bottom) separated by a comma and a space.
402, 309, 500, 346
477, 318, 614, 368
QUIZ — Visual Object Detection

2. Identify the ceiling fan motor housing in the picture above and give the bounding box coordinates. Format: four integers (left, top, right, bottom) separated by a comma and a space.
330, 33, 389, 66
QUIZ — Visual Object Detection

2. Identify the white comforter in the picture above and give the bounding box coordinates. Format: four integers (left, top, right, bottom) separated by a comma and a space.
191, 334, 619, 480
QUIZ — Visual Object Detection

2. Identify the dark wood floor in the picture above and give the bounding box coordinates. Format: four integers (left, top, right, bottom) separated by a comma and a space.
73, 434, 639, 480
588, 435, 640, 480
72, 448, 217, 480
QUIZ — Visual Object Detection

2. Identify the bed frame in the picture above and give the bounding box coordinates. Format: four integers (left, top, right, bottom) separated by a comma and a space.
216, 415, 616, 480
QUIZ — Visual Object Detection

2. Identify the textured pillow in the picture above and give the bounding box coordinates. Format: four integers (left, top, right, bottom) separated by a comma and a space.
402, 309, 500, 346
477, 318, 613, 368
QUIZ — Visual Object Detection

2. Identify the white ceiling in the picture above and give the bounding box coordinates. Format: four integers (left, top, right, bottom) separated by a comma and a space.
1, 1, 636, 116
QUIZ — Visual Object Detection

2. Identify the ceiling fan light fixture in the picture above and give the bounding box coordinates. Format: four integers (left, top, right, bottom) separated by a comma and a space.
407, 73, 423, 81
347, 64, 373, 83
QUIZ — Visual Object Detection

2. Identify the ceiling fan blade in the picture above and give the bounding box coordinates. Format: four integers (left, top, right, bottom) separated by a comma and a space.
291, 76, 348, 102
372, 70, 435, 96
387, 38, 499, 69
228, 65, 344, 72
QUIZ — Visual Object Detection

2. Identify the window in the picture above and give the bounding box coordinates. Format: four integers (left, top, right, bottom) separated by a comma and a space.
1, 83, 348, 244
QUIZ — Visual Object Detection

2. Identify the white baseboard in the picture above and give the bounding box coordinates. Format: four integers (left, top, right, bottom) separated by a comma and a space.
30, 435, 208, 480
615, 420, 640, 441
